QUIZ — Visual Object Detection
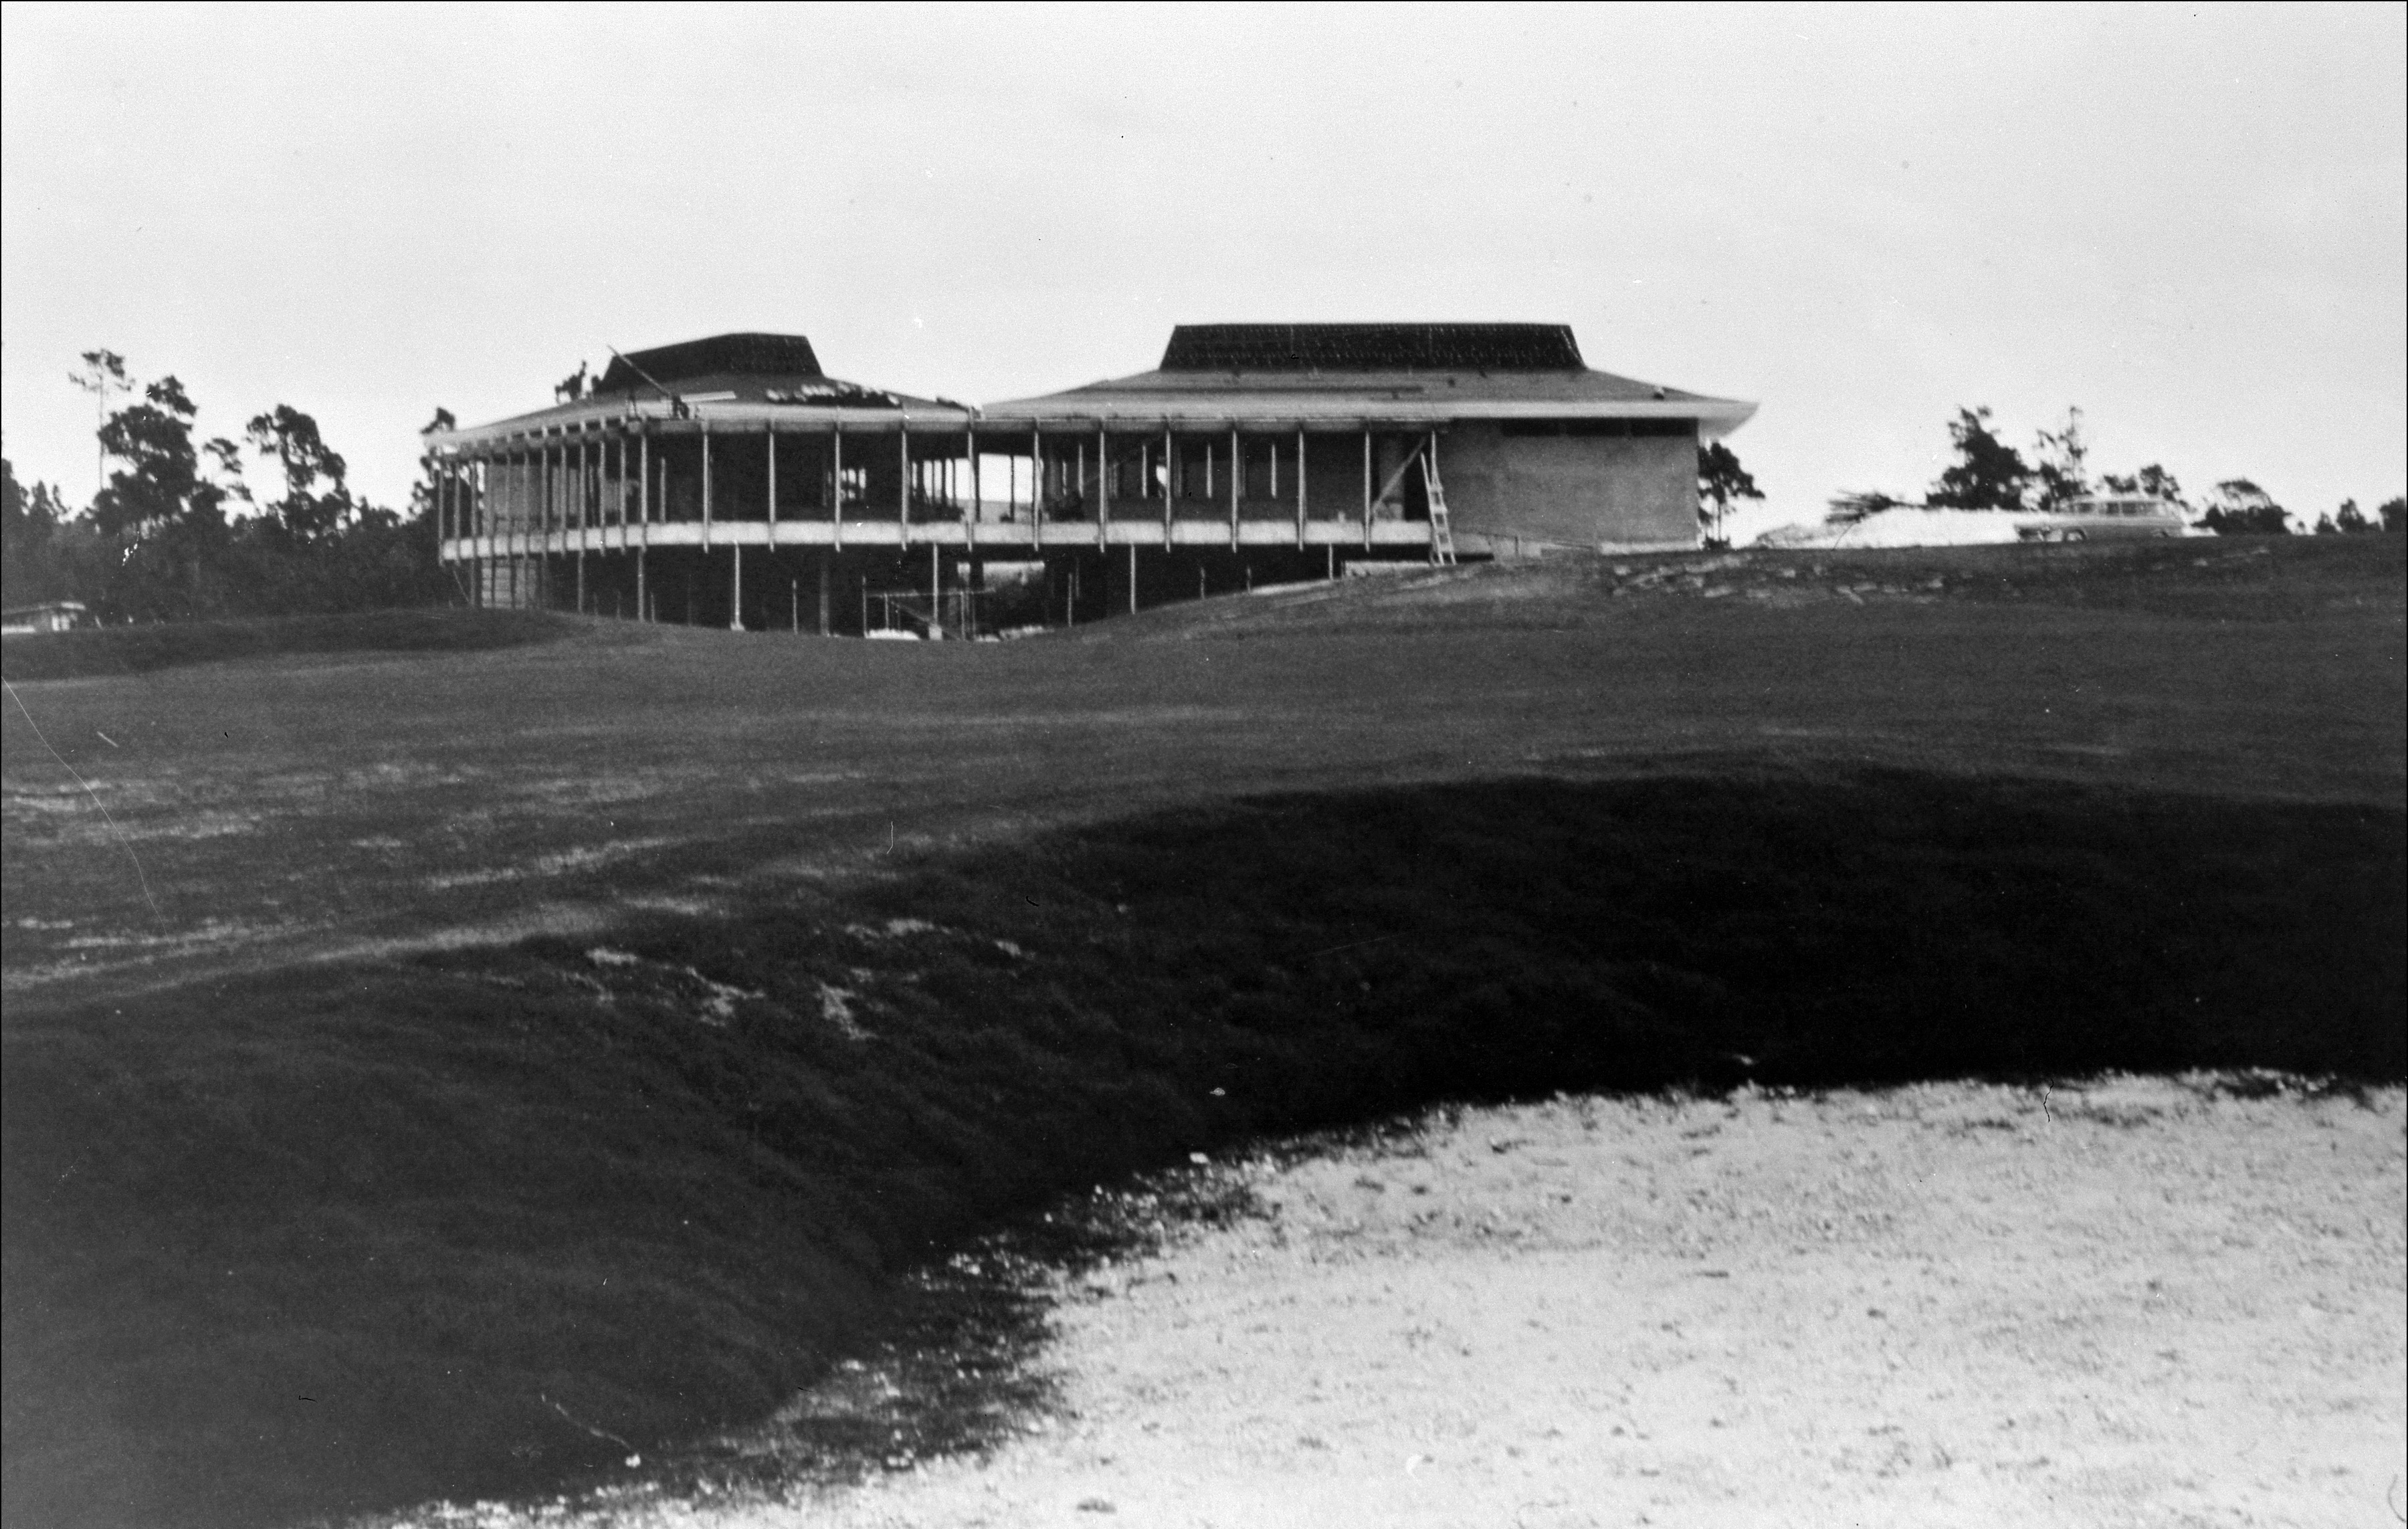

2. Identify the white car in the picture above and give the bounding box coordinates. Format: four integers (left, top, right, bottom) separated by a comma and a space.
2016, 496, 2188, 542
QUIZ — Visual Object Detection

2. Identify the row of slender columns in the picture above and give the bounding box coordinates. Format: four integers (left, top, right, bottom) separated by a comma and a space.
1009, 427, 1340, 550
439, 425, 1429, 548
435, 423, 1443, 613
435, 422, 649, 611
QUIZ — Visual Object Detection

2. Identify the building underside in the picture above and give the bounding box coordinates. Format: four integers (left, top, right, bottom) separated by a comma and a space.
426, 326, 1755, 633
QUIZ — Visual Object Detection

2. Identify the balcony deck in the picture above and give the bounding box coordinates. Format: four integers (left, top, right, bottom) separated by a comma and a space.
440, 514, 1439, 561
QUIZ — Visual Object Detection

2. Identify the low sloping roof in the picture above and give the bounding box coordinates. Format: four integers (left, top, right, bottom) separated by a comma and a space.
1161, 322, 1584, 372
429, 332, 970, 449
984, 323, 1754, 435
595, 332, 823, 391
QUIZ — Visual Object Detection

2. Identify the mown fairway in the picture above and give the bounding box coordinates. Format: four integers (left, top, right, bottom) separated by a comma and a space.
7, 539, 2400, 1012
3, 536, 2401, 1528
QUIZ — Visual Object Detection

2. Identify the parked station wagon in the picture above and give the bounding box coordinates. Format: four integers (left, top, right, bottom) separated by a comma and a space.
2016, 496, 2189, 542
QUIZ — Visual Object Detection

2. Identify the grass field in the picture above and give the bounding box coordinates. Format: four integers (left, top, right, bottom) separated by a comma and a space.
3, 536, 2402, 1528
0, 607, 580, 682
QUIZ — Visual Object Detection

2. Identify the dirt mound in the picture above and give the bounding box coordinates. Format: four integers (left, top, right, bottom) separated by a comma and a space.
1117, 534, 2405, 638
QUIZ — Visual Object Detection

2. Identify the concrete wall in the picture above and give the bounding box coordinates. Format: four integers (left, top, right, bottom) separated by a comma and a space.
1441, 422, 1700, 550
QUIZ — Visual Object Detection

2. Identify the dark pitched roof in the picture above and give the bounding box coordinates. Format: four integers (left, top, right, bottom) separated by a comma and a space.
982, 323, 1754, 429
597, 332, 822, 392
1159, 323, 1585, 373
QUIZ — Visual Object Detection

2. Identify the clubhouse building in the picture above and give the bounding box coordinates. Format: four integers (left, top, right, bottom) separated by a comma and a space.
426, 324, 1753, 631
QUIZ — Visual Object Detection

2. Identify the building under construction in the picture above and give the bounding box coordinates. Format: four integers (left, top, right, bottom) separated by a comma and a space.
426, 324, 1754, 633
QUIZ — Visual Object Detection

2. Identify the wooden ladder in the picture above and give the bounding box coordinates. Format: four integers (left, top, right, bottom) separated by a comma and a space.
1423, 451, 1458, 566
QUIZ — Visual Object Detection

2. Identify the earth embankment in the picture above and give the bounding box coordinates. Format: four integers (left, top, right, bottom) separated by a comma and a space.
3, 537, 2400, 1528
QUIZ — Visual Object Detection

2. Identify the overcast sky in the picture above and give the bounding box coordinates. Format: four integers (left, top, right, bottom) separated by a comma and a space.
5, 3, 2402, 538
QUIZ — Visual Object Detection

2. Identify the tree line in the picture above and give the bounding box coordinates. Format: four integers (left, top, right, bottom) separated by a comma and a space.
2, 351, 456, 621
1829, 405, 2403, 536
11, 361, 2399, 625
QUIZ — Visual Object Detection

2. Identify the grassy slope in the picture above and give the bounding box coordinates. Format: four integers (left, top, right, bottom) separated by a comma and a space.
5, 540, 2399, 1011
0, 607, 578, 681
1165, 534, 2408, 634
3, 538, 2403, 1528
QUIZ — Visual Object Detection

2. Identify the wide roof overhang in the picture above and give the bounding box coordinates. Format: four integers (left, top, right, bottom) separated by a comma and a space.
977, 367, 1757, 438
427, 379, 975, 454
430, 362, 1757, 452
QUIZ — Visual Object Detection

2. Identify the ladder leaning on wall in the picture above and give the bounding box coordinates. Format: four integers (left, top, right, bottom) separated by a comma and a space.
1423, 450, 1458, 566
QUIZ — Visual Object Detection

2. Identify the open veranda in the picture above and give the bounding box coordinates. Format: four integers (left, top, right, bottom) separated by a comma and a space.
424, 324, 1755, 633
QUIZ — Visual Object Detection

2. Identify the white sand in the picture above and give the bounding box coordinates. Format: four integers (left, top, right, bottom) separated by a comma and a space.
401, 1079, 2407, 1529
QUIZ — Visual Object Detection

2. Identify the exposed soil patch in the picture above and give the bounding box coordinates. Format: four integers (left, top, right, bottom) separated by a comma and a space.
375, 1077, 2407, 1529
1151, 536, 2406, 637
924, 1078, 2396, 1529
5, 538, 2399, 1528
7, 773, 2399, 1529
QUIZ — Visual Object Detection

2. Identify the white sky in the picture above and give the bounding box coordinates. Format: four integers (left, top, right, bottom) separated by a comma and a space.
4, 3, 2402, 538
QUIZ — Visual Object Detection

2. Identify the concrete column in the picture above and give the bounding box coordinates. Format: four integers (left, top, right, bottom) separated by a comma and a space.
1029, 429, 1043, 544
1229, 426, 1241, 548
506, 451, 520, 608
575, 433, 587, 612
532, 445, 543, 607
525, 448, 536, 604
636, 427, 650, 621
1296, 429, 1308, 548
1427, 428, 1442, 565
966, 425, 979, 554
545, 435, 559, 609
478, 461, 492, 606
1362, 429, 1373, 548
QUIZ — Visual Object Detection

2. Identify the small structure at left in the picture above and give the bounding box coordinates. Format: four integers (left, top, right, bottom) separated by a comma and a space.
1, 601, 90, 637
425, 333, 977, 631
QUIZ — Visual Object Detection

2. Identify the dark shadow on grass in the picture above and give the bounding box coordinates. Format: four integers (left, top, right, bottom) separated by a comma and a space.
4, 768, 2400, 1528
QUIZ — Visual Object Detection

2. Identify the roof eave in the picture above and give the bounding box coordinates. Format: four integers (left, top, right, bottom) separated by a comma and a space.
428, 395, 975, 452
1699, 401, 1757, 440
975, 396, 1758, 431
